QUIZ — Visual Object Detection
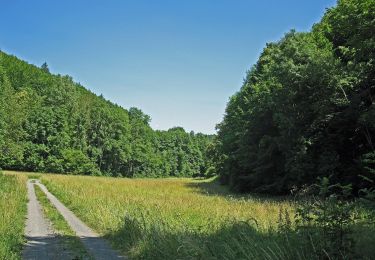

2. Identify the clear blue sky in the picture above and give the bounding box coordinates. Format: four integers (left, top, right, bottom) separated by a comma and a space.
0, 0, 336, 134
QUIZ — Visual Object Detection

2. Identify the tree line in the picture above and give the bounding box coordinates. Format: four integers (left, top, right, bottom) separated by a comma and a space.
215, 0, 374, 194
0, 52, 214, 177
1, 0, 373, 194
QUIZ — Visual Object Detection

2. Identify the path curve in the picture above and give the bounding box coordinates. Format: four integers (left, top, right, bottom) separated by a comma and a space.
35, 180, 125, 260
23, 180, 75, 260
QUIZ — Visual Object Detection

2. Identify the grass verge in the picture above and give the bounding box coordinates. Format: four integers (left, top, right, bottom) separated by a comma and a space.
0, 172, 27, 260
34, 184, 92, 259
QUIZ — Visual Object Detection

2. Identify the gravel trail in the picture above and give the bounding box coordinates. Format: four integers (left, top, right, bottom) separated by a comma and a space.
35, 180, 125, 260
23, 180, 74, 260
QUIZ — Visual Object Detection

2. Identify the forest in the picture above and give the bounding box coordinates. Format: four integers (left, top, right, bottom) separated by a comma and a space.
0, 0, 374, 195
0, 52, 214, 178
215, 0, 375, 195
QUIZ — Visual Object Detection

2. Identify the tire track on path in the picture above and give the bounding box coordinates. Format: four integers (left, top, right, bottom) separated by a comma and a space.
34, 180, 125, 260
23, 180, 75, 260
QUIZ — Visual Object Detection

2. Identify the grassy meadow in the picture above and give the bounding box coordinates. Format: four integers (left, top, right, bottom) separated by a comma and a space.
0, 172, 27, 260
2, 171, 374, 259
38, 173, 304, 259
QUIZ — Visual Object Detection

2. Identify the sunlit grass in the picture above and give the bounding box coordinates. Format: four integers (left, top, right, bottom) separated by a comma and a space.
0, 172, 27, 260
5, 171, 374, 259
42, 175, 294, 230
38, 174, 298, 259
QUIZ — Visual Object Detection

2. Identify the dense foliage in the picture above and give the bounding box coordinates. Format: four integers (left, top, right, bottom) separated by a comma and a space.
216, 0, 375, 194
0, 52, 213, 177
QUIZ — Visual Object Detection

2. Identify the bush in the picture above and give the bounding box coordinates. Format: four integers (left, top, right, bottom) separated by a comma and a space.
295, 177, 358, 259
204, 166, 216, 178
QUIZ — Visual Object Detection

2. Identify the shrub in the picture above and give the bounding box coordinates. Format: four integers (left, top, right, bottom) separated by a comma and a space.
295, 177, 358, 259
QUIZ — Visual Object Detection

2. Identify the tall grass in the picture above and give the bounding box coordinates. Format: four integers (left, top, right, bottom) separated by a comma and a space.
40, 174, 301, 259
0, 172, 27, 260
3, 171, 372, 259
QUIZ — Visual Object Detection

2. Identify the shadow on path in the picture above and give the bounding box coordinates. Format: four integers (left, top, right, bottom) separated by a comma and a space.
23, 234, 126, 260
23, 235, 80, 260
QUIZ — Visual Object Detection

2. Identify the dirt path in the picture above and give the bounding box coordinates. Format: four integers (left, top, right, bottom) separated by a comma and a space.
23, 180, 75, 260
35, 180, 125, 260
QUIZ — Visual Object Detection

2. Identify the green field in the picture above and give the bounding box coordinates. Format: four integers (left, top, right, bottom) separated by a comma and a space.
37, 173, 375, 259
2, 171, 374, 259
36, 173, 297, 259
0, 172, 27, 260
